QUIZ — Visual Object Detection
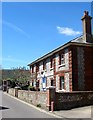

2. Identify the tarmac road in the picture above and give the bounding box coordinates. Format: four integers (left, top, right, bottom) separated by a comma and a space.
1, 91, 57, 118
0, 91, 92, 120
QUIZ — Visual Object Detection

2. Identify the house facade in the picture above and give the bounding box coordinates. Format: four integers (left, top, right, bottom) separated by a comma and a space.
28, 11, 93, 92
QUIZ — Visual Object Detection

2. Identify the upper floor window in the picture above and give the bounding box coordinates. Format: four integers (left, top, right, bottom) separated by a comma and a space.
43, 60, 46, 70
36, 63, 39, 72
50, 57, 54, 68
59, 53, 65, 65
32, 65, 34, 73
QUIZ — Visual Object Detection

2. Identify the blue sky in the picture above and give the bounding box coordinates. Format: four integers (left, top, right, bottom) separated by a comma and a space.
1, 2, 92, 69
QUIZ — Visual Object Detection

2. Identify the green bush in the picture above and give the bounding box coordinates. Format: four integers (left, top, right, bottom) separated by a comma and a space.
36, 104, 41, 107
28, 86, 36, 91
21, 85, 29, 90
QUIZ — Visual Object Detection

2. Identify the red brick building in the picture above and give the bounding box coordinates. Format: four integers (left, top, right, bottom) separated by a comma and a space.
28, 11, 93, 92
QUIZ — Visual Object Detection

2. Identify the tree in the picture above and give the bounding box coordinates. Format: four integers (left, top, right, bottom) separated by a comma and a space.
10, 67, 31, 88
2, 67, 31, 89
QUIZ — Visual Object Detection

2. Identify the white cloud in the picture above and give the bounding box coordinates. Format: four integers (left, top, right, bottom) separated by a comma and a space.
57, 26, 82, 36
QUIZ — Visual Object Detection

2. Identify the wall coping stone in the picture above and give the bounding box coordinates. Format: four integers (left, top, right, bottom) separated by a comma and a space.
46, 86, 56, 89
57, 89, 66, 92
56, 91, 93, 94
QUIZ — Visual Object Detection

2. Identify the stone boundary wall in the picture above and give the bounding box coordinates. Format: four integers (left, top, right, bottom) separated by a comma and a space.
8, 87, 93, 111
18, 90, 47, 109
55, 91, 93, 110
8, 88, 47, 109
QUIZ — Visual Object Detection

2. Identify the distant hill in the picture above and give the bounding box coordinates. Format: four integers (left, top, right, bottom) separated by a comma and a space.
0, 69, 31, 86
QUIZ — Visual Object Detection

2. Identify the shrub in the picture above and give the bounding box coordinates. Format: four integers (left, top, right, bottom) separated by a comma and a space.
21, 85, 29, 90
28, 86, 36, 91
36, 104, 41, 107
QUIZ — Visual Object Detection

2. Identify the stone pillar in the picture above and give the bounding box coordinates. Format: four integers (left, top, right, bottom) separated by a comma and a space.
51, 101, 54, 112
15, 86, 20, 97
3, 80, 7, 91
46, 86, 56, 111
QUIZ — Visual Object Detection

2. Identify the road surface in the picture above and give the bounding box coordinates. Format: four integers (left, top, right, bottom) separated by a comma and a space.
1, 91, 57, 118
1, 91, 92, 119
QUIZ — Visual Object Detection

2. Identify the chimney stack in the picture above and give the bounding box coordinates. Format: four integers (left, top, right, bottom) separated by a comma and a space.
81, 11, 92, 43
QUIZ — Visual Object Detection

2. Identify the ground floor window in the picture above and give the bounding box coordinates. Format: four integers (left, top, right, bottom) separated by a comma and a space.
51, 79, 54, 86
32, 80, 34, 86
60, 76, 65, 90
36, 80, 39, 87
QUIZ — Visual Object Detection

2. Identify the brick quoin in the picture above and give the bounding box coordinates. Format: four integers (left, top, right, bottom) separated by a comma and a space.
53, 55, 56, 87
68, 48, 73, 91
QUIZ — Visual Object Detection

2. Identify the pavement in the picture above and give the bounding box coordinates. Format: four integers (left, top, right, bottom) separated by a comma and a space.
53, 106, 92, 118
2, 91, 93, 119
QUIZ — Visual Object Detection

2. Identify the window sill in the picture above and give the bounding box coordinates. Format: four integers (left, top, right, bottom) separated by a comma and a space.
44, 69, 47, 72
41, 69, 47, 73
58, 64, 65, 68
57, 89, 66, 92
50, 67, 54, 71
37, 71, 40, 74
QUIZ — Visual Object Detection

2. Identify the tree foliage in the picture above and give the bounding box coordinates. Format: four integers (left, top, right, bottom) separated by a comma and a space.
2, 66, 31, 87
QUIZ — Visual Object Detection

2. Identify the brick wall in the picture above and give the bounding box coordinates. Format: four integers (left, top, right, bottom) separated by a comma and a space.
71, 45, 93, 91
77, 47, 85, 90
47, 87, 93, 111
84, 46, 93, 90
55, 91, 93, 110
71, 46, 78, 91
8, 88, 93, 111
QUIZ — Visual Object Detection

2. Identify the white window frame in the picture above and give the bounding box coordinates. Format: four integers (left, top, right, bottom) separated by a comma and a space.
60, 76, 65, 90
61, 54, 65, 65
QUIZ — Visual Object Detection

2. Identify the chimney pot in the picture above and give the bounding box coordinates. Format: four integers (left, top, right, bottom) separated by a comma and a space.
84, 11, 88, 16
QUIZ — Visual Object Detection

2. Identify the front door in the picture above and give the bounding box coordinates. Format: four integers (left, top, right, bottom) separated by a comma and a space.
42, 76, 46, 90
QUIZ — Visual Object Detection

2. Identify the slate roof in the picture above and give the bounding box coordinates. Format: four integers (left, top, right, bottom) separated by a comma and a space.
28, 35, 93, 66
